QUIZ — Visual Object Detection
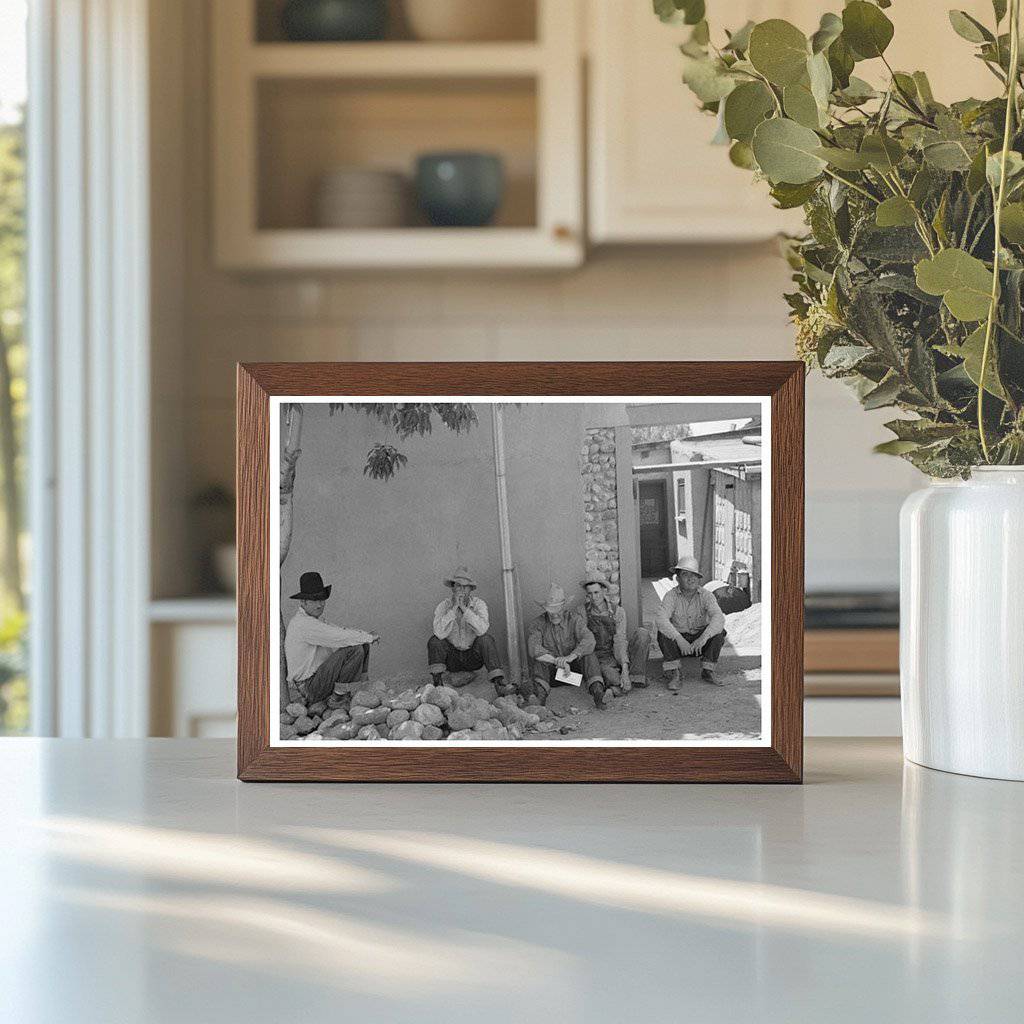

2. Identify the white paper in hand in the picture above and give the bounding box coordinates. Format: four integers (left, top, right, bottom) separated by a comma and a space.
555, 665, 582, 687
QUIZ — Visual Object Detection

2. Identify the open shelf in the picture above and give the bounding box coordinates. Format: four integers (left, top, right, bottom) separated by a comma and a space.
213, 0, 581, 268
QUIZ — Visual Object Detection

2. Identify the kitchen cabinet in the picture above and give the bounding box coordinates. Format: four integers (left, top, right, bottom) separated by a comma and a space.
587, 0, 999, 244
211, 0, 583, 269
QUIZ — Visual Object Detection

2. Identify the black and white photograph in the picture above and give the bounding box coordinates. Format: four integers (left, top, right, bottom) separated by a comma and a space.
271, 396, 770, 746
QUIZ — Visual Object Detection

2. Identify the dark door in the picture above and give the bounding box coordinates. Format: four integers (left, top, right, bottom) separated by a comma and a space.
638, 479, 670, 577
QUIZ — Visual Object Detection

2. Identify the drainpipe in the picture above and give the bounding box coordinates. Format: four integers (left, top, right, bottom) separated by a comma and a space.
491, 404, 522, 685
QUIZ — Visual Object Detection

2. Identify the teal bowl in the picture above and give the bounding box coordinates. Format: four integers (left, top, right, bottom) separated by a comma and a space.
415, 152, 505, 228
281, 0, 388, 42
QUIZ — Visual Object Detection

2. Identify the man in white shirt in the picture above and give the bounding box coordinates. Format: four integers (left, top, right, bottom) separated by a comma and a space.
656, 556, 727, 692
285, 571, 378, 705
428, 566, 508, 695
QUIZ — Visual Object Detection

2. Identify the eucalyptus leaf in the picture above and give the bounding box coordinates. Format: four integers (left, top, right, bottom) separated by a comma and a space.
728, 140, 758, 169
842, 1, 894, 60
724, 20, 755, 53
681, 54, 737, 103
875, 196, 918, 228
783, 83, 822, 129
752, 117, 827, 184
860, 133, 905, 173
959, 324, 1007, 398
914, 249, 994, 321
723, 81, 775, 143
810, 12, 843, 54
748, 19, 810, 87
948, 10, 993, 44
814, 146, 871, 171
999, 202, 1024, 242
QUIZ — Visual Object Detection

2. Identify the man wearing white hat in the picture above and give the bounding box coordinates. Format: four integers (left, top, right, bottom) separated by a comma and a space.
428, 565, 508, 695
526, 583, 605, 708
580, 570, 650, 694
656, 555, 727, 691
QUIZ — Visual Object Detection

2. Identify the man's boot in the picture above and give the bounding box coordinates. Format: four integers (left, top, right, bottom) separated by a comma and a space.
589, 681, 606, 709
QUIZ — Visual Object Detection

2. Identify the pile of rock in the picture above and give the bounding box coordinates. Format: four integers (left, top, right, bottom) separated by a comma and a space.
280, 680, 568, 741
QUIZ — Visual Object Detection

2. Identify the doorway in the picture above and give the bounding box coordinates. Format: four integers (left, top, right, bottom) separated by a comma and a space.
638, 478, 669, 577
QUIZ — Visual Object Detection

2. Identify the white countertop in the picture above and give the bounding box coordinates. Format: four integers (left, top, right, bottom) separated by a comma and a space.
1, 738, 1021, 1023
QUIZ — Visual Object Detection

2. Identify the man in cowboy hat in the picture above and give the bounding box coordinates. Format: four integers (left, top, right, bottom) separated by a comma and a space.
580, 571, 650, 695
428, 565, 508, 695
526, 583, 605, 708
284, 571, 378, 705
656, 555, 727, 691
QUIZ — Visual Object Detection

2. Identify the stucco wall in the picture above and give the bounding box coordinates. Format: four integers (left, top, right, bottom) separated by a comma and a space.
281, 402, 627, 679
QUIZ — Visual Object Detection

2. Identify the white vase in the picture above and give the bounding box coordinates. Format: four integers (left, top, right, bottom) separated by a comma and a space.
900, 467, 1024, 780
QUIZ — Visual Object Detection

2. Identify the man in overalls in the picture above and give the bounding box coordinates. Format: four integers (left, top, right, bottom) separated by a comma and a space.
580, 571, 650, 695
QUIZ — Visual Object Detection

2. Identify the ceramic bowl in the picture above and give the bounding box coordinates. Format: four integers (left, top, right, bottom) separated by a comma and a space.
280, 0, 388, 42
414, 152, 505, 228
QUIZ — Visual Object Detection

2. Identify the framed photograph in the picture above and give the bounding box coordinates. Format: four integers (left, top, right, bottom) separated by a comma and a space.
237, 362, 804, 782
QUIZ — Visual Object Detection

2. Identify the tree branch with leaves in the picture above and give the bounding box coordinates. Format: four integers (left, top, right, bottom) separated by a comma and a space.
659, 0, 1024, 475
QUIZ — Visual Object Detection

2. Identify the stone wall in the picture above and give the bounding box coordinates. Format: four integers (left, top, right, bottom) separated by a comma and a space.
581, 427, 621, 600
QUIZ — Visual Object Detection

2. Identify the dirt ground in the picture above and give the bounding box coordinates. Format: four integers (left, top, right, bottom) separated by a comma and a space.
351, 603, 763, 742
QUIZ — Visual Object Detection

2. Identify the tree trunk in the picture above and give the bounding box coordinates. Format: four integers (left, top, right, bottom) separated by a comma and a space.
279, 404, 303, 709
0, 325, 22, 610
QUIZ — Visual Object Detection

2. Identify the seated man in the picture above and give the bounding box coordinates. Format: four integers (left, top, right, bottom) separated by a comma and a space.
284, 571, 378, 707
428, 565, 508, 695
527, 583, 605, 709
656, 556, 727, 691
581, 571, 650, 694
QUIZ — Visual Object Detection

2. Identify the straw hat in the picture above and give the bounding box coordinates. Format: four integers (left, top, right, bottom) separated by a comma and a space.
672, 555, 704, 578
444, 565, 477, 589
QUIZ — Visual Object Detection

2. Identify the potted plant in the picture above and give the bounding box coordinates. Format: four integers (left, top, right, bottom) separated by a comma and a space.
659, 0, 1024, 779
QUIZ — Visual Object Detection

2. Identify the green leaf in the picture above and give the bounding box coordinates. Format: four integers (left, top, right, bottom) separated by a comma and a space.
842, 1, 895, 60
874, 439, 921, 455
914, 249, 994, 321
748, 19, 810, 87
875, 196, 918, 228
912, 71, 935, 105
923, 141, 973, 171
728, 140, 757, 169
827, 35, 855, 89
959, 324, 1006, 398
810, 12, 843, 54
681, 55, 737, 103
860, 133, 905, 173
724, 20, 755, 53
770, 179, 820, 208
948, 10, 993, 44
783, 83, 822, 128
654, 0, 705, 25
814, 146, 872, 170
752, 117, 827, 184
807, 51, 833, 110
1000, 202, 1024, 242
723, 81, 775, 143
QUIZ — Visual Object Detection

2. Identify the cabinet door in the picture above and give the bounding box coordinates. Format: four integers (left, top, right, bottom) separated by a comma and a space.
588, 1, 815, 243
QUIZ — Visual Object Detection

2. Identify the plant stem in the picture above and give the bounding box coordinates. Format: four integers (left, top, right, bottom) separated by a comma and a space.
979, 0, 1021, 462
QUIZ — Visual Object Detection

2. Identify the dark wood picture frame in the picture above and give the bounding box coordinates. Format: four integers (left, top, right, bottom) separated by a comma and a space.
237, 362, 804, 782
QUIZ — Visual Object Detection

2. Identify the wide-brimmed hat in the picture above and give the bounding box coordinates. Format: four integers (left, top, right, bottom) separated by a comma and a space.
290, 571, 332, 601
579, 571, 610, 590
672, 555, 704, 578
444, 565, 477, 589
535, 583, 569, 614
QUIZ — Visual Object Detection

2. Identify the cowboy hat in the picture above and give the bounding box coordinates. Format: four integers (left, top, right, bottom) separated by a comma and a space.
579, 570, 610, 589
290, 571, 332, 601
536, 583, 569, 614
443, 565, 477, 589
672, 555, 704, 578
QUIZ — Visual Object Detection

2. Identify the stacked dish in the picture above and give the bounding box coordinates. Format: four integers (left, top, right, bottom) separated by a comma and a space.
314, 167, 409, 228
